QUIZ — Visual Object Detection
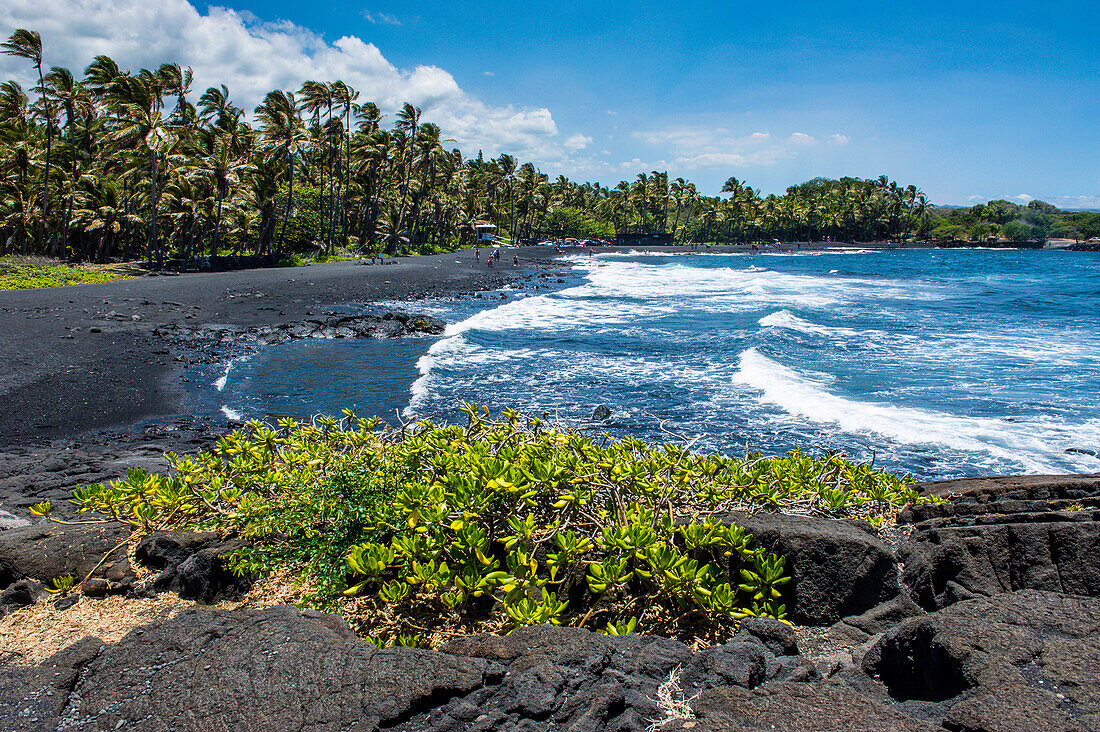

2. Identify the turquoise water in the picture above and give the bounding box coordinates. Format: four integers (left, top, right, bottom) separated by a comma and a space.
218, 249, 1100, 479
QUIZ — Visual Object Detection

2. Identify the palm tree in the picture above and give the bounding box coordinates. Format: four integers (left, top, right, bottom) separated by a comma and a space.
109, 75, 178, 267
392, 102, 421, 250
331, 81, 359, 246
45, 66, 94, 258
195, 127, 251, 256
255, 90, 304, 252
73, 175, 140, 261
1, 30, 945, 262
496, 153, 518, 243
3, 29, 54, 251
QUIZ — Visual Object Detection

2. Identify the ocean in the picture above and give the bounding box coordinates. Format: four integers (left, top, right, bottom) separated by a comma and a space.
213, 248, 1100, 480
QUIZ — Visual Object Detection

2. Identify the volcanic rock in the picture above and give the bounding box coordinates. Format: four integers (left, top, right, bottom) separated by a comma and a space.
153, 311, 446, 348
0, 522, 131, 591
718, 511, 899, 625
864, 589, 1100, 731
899, 473, 1100, 609
136, 530, 251, 602
0, 579, 42, 619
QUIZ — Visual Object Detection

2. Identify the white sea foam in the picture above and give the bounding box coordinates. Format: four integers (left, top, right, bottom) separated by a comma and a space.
758, 310, 882, 339
923, 331, 1100, 366
733, 348, 1098, 473
407, 256, 926, 417
445, 286, 674, 337
400, 254, 1098, 476
220, 405, 243, 421
573, 258, 944, 312
213, 360, 234, 391
405, 332, 563, 415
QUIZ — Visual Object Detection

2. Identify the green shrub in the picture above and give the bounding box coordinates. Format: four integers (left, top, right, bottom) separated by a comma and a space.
72, 405, 929, 645
0, 258, 127, 290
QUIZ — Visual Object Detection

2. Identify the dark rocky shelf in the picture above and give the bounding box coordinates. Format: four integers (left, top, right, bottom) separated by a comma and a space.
2, 473, 1098, 730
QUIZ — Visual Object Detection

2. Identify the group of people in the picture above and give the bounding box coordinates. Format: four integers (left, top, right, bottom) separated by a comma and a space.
475, 247, 519, 267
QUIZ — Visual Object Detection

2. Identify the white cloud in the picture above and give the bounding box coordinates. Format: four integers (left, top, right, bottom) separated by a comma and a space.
482, 71, 494, 76
563, 133, 592, 152
0, 0, 562, 160
632, 125, 836, 170
1011, 193, 1035, 203
828, 134, 850, 145
361, 10, 401, 26
1052, 194, 1100, 210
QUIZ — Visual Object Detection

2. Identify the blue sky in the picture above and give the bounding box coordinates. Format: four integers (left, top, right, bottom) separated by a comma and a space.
2, 0, 1097, 206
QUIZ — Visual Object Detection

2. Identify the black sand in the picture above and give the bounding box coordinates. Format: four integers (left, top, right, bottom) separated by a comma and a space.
0, 248, 569, 446
0, 247, 571, 519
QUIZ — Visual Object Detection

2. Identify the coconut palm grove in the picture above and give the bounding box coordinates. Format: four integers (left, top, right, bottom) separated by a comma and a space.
6, 27, 1096, 266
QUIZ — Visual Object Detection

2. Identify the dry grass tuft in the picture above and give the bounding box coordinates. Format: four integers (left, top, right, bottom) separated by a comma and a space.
647, 665, 699, 731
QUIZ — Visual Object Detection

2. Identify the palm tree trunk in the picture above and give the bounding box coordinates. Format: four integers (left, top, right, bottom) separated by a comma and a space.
60, 110, 76, 260
150, 148, 160, 268
35, 59, 54, 254
212, 187, 224, 257
278, 152, 295, 251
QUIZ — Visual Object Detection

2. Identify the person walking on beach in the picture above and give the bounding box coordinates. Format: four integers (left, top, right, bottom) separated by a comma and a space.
513, 253, 519, 266
475, 247, 480, 262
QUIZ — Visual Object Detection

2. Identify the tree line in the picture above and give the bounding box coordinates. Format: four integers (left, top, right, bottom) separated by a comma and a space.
0, 27, 990, 265
926, 199, 1100, 244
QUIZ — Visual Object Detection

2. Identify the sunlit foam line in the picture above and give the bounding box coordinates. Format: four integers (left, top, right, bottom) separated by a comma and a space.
758, 309, 883, 339
732, 347, 1084, 473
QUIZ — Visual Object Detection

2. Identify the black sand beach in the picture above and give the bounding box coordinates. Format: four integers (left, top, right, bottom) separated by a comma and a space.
0, 247, 571, 519
0, 241, 939, 519
0, 248, 569, 445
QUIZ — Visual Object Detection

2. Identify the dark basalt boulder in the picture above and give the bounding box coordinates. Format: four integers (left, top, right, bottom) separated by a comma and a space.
900, 512, 1100, 609
900, 472, 1100, 523
0, 578, 42, 619
154, 311, 446, 347
135, 530, 251, 602
0, 636, 105, 729
0, 609, 817, 732
3, 594, 1098, 731
0, 522, 132, 591
717, 511, 899, 625
863, 589, 1100, 731
0, 606, 488, 731
135, 530, 221, 570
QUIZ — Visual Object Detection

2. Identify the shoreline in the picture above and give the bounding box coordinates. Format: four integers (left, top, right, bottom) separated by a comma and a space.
0, 246, 567, 520
2, 243, 1095, 520
0, 246, 567, 448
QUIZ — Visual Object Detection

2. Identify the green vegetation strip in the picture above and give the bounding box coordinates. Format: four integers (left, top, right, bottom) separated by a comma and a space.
0, 259, 126, 290
47, 405, 932, 646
